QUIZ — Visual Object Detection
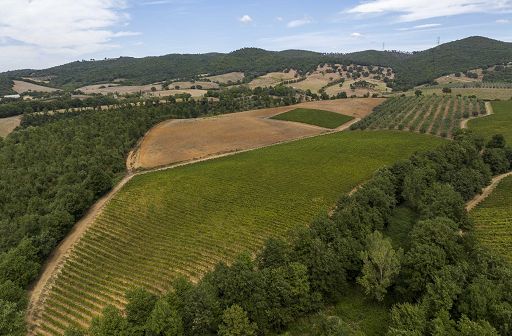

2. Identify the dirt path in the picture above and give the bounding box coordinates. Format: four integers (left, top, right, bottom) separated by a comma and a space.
466, 172, 512, 211
461, 101, 493, 129
26, 116, 360, 332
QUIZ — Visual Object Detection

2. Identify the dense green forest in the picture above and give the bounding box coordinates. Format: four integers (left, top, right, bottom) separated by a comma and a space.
484, 67, 512, 83
2, 36, 510, 94
0, 86, 301, 335
67, 130, 512, 335
391, 37, 512, 89
0, 76, 14, 95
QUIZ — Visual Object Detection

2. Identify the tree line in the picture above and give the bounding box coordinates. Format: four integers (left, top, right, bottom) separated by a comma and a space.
65, 130, 512, 335
0, 95, 120, 118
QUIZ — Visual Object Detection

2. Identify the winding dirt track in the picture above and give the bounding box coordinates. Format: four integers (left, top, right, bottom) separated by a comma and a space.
466, 172, 512, 212
461, 101, 493, 129
26, 113, 360, 333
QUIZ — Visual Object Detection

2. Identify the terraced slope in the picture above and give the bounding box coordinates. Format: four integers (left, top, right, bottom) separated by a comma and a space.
32, 131, 444, 335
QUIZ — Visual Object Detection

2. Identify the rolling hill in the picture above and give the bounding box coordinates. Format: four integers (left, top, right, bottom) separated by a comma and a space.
1, 36, 511, 94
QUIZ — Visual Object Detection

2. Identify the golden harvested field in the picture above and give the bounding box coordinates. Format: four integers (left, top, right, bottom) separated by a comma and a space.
168, 81, 219, 90
205, 72, 245, 83
77, 83, 163, 95
130, 98, 383, 169
248, 70, 298, 88
0, 116, 21, 137
148, 89, 208, 98
290, 71, 343, 93
12, 80, 59, 93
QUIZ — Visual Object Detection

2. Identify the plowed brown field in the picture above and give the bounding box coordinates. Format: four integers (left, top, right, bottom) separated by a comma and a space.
130, 98, 383, 170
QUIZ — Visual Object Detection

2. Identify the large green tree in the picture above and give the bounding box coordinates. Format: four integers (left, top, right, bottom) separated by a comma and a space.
357, 231, 402, 301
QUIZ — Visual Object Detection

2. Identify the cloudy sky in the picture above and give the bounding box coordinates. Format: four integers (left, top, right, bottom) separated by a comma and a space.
0, 0, 511, 71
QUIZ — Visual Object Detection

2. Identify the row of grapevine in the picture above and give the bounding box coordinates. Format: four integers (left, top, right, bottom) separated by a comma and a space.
472, 175, 512, 264
31, 131, 443, 335
351, 95, 487, 138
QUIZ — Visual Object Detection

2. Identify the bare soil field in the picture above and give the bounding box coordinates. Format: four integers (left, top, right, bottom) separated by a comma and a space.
248, 70, 298, 88
12, 80, 59, 94
290, 71, 343, 93
130, 98, 383, 169
0, 115, 21, 137
205, 72, 245, 84
77, 83, 163, 95
168, 81, 219, 90
149, 89, 208, 98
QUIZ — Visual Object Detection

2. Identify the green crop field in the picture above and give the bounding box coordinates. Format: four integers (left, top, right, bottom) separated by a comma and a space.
270, 108, 354, 129
471, 175, 512, 263
468, 101, 512, 144
352, 95, 486, 138
34, 131, 444, 334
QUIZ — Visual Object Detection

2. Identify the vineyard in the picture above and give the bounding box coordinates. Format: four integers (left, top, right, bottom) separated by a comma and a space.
270, 108, 354, 129
351, 95, 486, 138
471, 175, 512, 263
32, 131, 444, 335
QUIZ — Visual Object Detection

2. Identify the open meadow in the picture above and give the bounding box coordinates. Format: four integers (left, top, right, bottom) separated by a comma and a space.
468, 100, 512, 143
130, 98, 383, 170
270, 108, 353, 129
32, 130, 444, 334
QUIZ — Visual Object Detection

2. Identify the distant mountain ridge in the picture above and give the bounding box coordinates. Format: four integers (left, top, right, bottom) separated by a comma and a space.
1, 36, 511, 94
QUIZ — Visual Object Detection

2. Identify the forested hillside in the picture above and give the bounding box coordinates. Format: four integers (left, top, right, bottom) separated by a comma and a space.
2, 36, 510, 94
392, 36, 512, 89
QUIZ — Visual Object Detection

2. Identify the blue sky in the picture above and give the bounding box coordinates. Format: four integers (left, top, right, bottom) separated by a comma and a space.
0, 0, 511, 71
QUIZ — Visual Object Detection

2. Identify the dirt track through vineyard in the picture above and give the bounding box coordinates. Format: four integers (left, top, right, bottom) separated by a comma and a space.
26, 103, 365, 333
466, 172, 512, 211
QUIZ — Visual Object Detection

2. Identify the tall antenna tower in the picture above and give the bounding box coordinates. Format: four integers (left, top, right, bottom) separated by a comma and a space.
382, 42, 385, 51
437, 37, 440, 46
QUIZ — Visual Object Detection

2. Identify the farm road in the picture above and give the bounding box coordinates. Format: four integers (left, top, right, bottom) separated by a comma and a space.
26, 115, 359, 332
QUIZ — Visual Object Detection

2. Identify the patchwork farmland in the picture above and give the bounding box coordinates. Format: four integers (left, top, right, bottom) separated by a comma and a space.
351, 95, 487, 137
31, 131, 444, 334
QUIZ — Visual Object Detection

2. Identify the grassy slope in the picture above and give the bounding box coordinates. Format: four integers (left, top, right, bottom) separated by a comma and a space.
36, 131, 444, 333
271, 108, 354, 129
468, 101, 512, 143
471, 176, 512, 263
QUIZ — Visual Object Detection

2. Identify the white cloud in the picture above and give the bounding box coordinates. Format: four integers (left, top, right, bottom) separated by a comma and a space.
351, 32, 364, 38
239, 15, 253, 24
276, 17, 284, 22
0, 0, 134, 70
496, 19, 510, 23
287, 17, 313, 28
414, 23, 441, 28
347, 0, 512, 22
397, 23, 442, 31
